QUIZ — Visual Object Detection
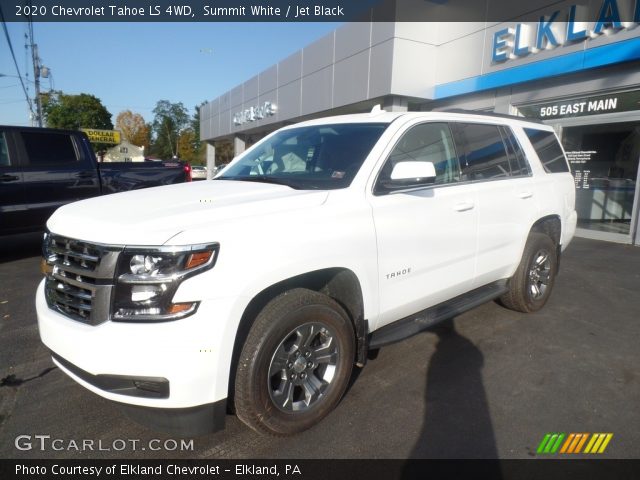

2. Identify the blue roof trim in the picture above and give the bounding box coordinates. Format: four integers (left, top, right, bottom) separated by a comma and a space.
434, 37, 640, 99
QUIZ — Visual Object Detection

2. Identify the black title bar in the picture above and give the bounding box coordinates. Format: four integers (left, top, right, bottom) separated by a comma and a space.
2, 459, 640, 480
3, 0, 640, 22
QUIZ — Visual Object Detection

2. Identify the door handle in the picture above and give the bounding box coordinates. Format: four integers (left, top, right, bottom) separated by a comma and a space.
0, 174, 19, 182
75, 171, 96, 179
518, 191, 534, 199
453, 202, 475, 212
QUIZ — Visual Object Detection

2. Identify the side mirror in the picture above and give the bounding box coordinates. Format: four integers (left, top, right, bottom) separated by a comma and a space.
379, 161, 437, 191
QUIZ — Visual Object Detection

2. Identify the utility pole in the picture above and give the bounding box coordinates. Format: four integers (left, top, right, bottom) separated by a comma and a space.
30, 42, 42, 127
25, 19, 43, 127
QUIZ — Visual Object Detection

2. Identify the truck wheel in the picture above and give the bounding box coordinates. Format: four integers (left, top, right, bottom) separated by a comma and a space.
234, 288, 355, 436
499, 232, 558, 313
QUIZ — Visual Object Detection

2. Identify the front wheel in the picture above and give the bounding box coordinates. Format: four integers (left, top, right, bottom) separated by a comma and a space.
499, 232, 558, 313
234, 288, 355, 436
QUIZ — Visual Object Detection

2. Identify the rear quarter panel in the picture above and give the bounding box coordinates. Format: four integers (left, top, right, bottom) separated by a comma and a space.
514, 126, 577, 249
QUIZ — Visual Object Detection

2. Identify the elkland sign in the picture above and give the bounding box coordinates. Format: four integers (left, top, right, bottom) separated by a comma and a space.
492, 0, 640, 63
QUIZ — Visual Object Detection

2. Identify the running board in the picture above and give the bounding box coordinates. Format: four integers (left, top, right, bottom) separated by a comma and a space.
368, 280, 509, 349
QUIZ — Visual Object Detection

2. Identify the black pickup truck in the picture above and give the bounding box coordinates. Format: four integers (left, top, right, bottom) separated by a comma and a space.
0, 126, 191, 236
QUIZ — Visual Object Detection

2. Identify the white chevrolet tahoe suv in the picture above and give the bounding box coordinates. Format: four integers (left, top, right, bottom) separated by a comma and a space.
37, 111, 577, 436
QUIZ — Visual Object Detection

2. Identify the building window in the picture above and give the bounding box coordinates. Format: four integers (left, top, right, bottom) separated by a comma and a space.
562, 121, 639, 236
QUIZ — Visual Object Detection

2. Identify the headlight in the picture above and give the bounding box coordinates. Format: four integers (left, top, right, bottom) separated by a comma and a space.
112, 243, 218, 322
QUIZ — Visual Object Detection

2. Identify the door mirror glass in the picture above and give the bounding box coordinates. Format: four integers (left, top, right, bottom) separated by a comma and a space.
383, 161, 436, 189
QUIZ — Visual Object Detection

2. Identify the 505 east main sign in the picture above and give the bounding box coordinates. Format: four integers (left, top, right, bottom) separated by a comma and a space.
518, 90, 640, 119
492, 0, 640, 63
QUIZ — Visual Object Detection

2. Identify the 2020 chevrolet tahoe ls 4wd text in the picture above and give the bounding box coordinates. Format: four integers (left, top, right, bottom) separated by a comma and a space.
36, 110, 577, 436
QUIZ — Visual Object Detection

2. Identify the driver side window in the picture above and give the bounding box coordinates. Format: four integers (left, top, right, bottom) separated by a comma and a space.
378, 123, 461, 187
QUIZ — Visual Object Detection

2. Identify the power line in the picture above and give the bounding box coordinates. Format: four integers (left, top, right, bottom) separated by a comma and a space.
0, 99, 27, 105
0, 3, 35, 117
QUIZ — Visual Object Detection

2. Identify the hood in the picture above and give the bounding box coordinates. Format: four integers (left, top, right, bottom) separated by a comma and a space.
47, 180, 329, 245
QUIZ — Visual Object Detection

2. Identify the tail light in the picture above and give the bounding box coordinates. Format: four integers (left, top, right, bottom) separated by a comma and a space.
183, 163, 192, 182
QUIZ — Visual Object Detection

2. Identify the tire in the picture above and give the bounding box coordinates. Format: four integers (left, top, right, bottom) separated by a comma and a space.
234, 288, 355, 436
499, 232, 558, 313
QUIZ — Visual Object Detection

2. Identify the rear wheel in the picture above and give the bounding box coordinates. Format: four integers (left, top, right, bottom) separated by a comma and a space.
234, 288, 355, 436
500, 232, 558, 313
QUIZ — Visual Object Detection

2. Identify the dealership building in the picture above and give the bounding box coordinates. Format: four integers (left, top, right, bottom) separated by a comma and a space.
200, 0, 640, 245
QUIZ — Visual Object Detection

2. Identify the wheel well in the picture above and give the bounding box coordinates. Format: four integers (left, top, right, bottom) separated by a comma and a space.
530, 215, 562, 272
530, 215, 561, 246
227, 268, 365, 410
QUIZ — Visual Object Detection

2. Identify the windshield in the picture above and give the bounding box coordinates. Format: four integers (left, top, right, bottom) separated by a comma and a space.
216, 123, 387, 190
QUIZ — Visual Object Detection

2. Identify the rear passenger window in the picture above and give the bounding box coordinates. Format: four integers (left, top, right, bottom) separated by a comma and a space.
0, 133, 10, 167
524, 128, 569, 173
378, 122, 461, 186
20, 132, 79, 165
451, 123, 511, 180
499, 126, 531, 176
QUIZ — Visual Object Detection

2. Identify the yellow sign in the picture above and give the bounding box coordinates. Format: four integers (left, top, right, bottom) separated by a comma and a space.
81, 129, 121, 144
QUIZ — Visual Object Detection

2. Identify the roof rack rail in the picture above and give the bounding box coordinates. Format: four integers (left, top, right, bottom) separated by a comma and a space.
440, 108, 543, 124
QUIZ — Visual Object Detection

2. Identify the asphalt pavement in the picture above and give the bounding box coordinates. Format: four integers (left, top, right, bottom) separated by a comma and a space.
1, 233, 639, 459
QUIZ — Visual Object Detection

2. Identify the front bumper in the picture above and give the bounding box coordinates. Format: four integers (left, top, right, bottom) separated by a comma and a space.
36, 279, 242, 432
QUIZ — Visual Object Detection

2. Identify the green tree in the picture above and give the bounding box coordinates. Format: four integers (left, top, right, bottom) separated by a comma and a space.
151, 100, 189, 159
191, 102, 205, 151
214, 140, 234, 164
180, 102, 207, 165
177, 128, 197, 162
42, 91, 113, 130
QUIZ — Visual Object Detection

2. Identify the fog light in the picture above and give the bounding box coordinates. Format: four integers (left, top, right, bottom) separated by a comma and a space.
131, 284, 167, 304
113, 302, 197, 321
114, 307, 162, 318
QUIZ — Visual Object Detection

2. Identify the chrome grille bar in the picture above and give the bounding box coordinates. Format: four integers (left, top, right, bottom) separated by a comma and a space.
44, 233, 121, 325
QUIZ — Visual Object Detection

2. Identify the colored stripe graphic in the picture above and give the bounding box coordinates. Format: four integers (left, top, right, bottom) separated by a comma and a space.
539, 433, 613, 455
550, 433, 565, 453
568, 434, 582, 453
585, 434, 614, 454
537, 433, 565, 454
560, 434, 575, 454
598, 434, 613, 453
574, 433, 589, 453
537, 434, 552, 454
584, 434, 598, 453
544, 434, 559, 453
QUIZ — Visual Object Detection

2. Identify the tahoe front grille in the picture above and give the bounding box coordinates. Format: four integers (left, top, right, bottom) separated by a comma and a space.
43, 234, 121, 325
